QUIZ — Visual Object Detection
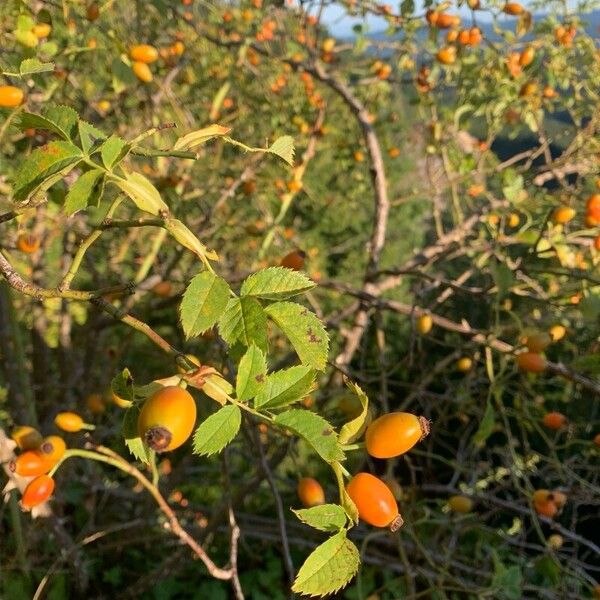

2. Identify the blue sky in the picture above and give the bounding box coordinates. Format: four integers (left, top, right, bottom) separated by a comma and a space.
311, 2, 585, 36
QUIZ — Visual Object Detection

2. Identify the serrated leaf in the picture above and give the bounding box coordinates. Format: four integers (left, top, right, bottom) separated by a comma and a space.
165, 217, 219, 265
236, 344, 267, 402
44, 106, 79, 140
64, 169, 104, 215
100, 135, 130, 169
19, 58, 54, 76
241, 267, 315, 300
114, 171, 168, 215
255, 365, 315, 409
192, 404, 241, 456
123, 405, 154, 464
13, 141, 83, 202
78, 120, 106, 153
292, 504, 347, 532
275, 409, 343, 463
292, 531, 359, 597
265, 302, 329, 370
338, 380, 369, 445
332, 461, 358, 524
267, 135, 295, 166
173, 124, 232, 151
179, 272, 230, 338
218, 297, 268, 352
16, 107, 78, 141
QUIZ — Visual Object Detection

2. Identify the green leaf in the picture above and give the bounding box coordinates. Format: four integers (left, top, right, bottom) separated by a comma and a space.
164, 217, 219, 265
265, 302, 329, 370
292, 530, 359, 597
122, 405, 154, 464
64, 169, 104, 215
222, 135, 295, 166
490, 261, 514, 301
267, 135, 295, 166
240, 267, 315, 300
236, 344, 267, 402
13, 141, 83, 202
192, 404, 241, 457
17, 15, 35, 31
113, 171, 168, 215
179, 272, 231, 338
255, 365, 315, 409
292, 504, 347, 532
491, 553, 523, 600
338, 380, 369, 445
473, 400, 495, 446
111, 368, 135, 404
43, 106, 79, 140
218, 297, 268, 352
19, 58, 54, 76
275, 409, 343, 463
111, 58, 136, 94
78, 120, 106, 153
580, 294, 600, 321
332, 461, 358, 524
173, 124, 232, 151
100, 135, 130, 169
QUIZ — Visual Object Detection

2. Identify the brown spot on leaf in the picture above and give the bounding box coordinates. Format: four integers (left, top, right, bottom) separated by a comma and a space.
255, 374, 265, 383
322, 428, 333, 436
306, 327, 321, 344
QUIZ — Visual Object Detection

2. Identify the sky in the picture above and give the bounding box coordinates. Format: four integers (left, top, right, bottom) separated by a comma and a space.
308, 1, 587, 37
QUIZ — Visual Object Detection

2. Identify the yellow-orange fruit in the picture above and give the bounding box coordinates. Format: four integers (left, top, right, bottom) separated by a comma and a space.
297, 477, 325, 507
85, 393, 106, 415
416, 314, 433, 335
552, 206, 576, 224
132, 61, 153, 83
54, 412, 84, 432
346, 473, 403, 530
32, 23, 52, 38
503, 2, 524, 15
21, 475, 55, 511
130, 44, 159, 64
516, 352, 546, 373
436, 46, 457, 65
11, 426, 43, 451
542, 411, 567, 430
39, 436, 67, 463
281, 250, 306, 271
10, 450, 52, 477
456, 357, 473, 373
534, 499, 558, 518
448, 495, 474, 513
435, 13, 461, 29
519, 46, 535, 66
547, 534, 563, 549
16, 234, 40, 254
365, 412, 430, 459
525, 333, 552, 353
138, 386, 196, 452
152, 281, 172, 297
549, 325, 566, 342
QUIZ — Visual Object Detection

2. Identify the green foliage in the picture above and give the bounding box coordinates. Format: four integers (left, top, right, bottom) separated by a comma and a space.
274, 409, 344, 463
235, 344, 268, 402
192, 404, 242, 457
254, 365, 315, 409
292, 504, 347, 532
180, 272, 231, 338
291, 530, 360, 597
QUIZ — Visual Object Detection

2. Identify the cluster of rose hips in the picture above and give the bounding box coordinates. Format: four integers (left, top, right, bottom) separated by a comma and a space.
299, 412, 431, 532
8, 412, 88, 510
